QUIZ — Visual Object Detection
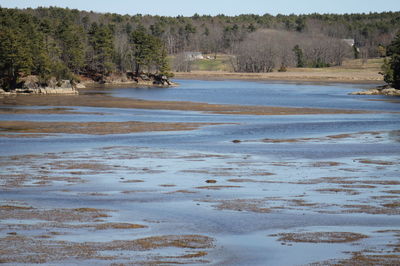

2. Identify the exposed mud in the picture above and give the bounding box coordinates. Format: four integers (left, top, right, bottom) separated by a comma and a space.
0, 93, 370, 116
0, 234, 213, 264
342, 204, 400, 215
245, 131, 400, 144
195, 185, 242, 190
0, 107, 105, 115
357, 159, 396, 165
94, 223, 148, 230
335, 253, 400, 266
271, 232, 368, 243
0, 120, 216, 135
315, 188, 360, 195
0, 205, 111, 222
200, 198, 273, 213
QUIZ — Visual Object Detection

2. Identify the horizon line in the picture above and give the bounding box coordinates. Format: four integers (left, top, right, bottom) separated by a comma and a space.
1, 5, 399, 18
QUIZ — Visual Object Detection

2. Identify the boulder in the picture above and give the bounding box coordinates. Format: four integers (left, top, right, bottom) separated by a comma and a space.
75, 83, 86, 89
140, 74, 150, 81
381, 88, 400, 96
152, 74, 171, 86
20, 75, 40, 90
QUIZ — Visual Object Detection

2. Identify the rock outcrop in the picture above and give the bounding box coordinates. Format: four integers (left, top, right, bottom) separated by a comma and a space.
96, 72, 175, 87
0, 76, 79, 95
350, 85, 400, 96
1, 72, 175, 95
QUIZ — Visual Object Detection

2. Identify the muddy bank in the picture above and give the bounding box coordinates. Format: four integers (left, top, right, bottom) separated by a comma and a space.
0, 93, 371, 116
173, 69, 383, 83
233, 130, 400, 144
0, 121, 217, 135
0, 107, 105, 115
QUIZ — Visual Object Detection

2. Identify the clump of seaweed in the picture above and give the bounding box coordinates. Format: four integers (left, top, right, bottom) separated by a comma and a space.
95, 223, 147, 230
271, 232, 368, 243
0, 234, 213, 264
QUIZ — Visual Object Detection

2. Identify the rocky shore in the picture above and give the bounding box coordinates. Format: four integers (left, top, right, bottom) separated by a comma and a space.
0, 73, 176, 96
0, 76, 79, 95
80, 72, 176, 87
350, 85, 400, 96
101, 72, 175, 86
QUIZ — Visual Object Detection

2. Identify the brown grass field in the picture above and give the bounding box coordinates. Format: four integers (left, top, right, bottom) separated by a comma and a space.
173, 58, 385, 83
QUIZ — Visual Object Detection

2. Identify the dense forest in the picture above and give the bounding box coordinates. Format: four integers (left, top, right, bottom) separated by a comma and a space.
382, 33, 400, 89
1, 6, 400, 90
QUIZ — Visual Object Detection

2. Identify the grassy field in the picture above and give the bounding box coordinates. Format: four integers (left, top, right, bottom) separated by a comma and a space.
170, 54, 383, 72
191, 54, 233, 71
172, 56, 385, 83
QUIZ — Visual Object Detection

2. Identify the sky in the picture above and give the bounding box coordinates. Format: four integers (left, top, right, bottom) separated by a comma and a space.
0, 0, 398, 16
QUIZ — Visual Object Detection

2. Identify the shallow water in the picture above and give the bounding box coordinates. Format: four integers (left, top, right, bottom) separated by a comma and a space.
113, 80, 399, 111
1, 80, 399, 265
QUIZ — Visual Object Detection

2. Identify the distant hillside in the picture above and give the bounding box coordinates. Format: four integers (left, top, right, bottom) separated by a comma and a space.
20, 8, 399, 56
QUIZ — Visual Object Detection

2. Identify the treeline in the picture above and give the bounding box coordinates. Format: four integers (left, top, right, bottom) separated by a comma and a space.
0, 7, 399, 89
0, 7, 170, 90
382, 33, 400, 89
231, 29, 351, 72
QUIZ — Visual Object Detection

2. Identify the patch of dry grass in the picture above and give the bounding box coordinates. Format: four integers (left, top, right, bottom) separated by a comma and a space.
335, 253, 400, 265
0, 206, 110, 222
315, 188, 360, 195
0, 120, 214, 135
271, 232, 368, 243
342, 204, 400, 215
195, 185, 241, 190
0, 93, 370, 117
0, 234, 213, 264
358, 159, 396, 165
203, 198, 272, 213
95, 223, 147, 230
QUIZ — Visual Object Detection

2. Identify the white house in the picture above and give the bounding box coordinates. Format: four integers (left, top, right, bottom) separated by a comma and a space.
342, 39, 355, 47
184, 52, 204, 61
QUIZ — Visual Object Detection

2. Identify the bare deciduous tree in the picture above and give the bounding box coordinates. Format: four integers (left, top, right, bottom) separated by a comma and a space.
173, 52, 192, 72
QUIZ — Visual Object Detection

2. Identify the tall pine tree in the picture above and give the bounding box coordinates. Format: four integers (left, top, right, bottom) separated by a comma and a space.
382, 33, 400, 89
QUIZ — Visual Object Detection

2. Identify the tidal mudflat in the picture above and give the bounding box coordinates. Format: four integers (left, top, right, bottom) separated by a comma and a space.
0, 80, 399, 265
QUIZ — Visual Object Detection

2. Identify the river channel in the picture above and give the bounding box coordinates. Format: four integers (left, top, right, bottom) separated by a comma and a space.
0, 80, 399, 265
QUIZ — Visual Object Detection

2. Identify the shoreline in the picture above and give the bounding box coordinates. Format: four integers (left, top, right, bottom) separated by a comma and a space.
0, 93, 372, 117
173, 70, 384, 84
0, 120, 218, 136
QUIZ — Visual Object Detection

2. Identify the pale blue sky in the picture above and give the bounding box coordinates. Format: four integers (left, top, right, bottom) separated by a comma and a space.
0, 0, 398, 16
